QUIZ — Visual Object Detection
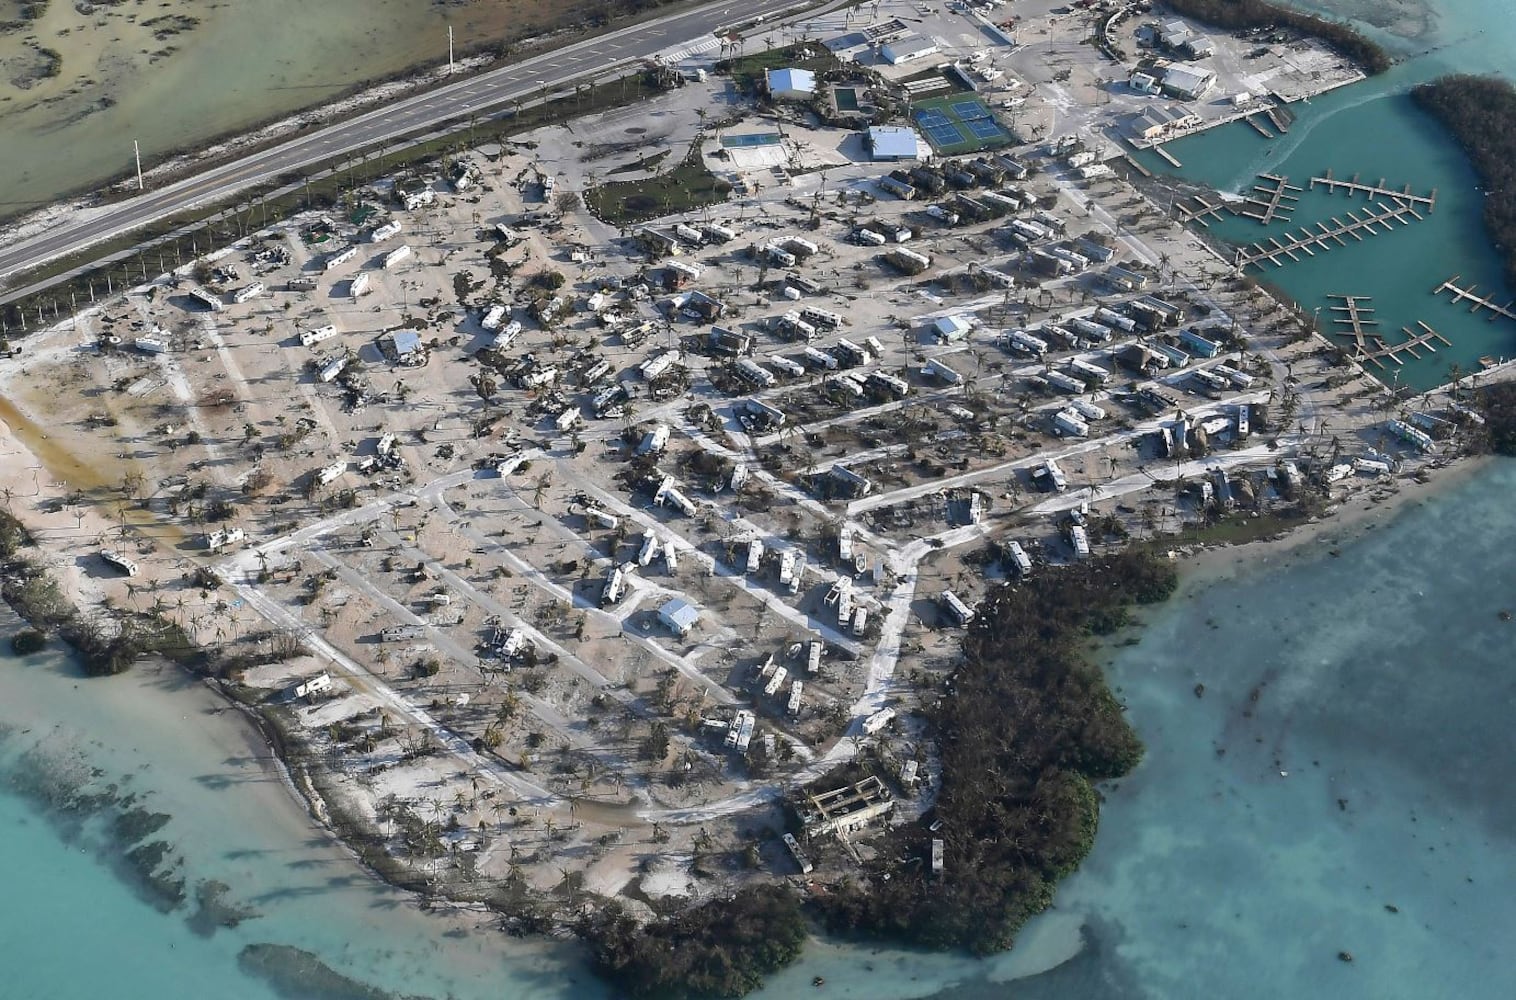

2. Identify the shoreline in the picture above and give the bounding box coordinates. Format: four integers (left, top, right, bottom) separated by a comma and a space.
0, 2, 1502, 983
1174, 453, 1493, 587
0, 338, 1495, 955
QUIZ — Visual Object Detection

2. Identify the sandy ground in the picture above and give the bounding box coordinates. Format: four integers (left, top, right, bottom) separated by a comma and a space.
0, 0, 1489, 925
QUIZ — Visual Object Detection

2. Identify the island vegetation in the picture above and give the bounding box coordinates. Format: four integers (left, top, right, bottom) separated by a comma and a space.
581, 884, 808, 999
0, 508, 195, 676
9, 628, 46, 655
1411, 75, 1516, 291
1164, 0, 1392, 75
1475, 380, 1516, 456
817, 551, 1174, 954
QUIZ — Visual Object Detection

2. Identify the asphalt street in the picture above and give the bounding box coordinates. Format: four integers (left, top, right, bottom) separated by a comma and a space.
0, 0, 817, 286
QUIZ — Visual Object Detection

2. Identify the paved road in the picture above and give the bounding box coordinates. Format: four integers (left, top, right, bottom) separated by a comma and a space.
0, 0, 816, 286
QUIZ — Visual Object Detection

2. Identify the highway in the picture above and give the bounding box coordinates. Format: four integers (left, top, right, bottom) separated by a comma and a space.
0, 0, 819, 288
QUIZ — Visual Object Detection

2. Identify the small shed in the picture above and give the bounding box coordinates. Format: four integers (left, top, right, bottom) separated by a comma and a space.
658, 597, 701, 637
931, 314, 972, 343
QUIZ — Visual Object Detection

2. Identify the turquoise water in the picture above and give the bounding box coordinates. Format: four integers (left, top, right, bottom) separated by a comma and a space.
0, 618, 603, 1000
964, 458, 1516, 998
1140, 0, 1516, 391
5, 1, 1516, 997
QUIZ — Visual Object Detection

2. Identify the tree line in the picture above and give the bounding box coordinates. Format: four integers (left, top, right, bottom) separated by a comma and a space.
581, 884, 808, 999
817, 551, 1176, 954
1412, 75, 1516, 291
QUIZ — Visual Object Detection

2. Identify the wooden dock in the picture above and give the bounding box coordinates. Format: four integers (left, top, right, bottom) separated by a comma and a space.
1309, 169, 1437, 212
1239, 173, 1300, 225
1432, 274, 1516, 323
1236, 200, 1422, 269
1358, 322, 1453, 368
1176, 195, 1229, 227
1327, 294, 1378, 351
1152, 144, 1181, 168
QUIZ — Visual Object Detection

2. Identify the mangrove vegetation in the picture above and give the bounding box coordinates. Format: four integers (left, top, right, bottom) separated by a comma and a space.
1411, 75, 1516, 290
582, 885, 809, 999
818, 551, 1176, 954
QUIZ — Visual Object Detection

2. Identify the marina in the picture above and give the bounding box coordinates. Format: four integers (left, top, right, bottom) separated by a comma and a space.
1356, 322, 1452, 369
1433, 274, 1516, 323
1234, 200, 1425, 269
1309, 169, 1437, 211
1327, 293, 1379, 352
1238, 173, 1300, 225
1174, 195, 1230, 227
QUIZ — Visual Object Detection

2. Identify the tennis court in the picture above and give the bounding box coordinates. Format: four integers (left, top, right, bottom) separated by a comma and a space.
910, 95, 1012, 155
913, 109, 967, 147
951, 99, 991, 121
965, 117, 1008, 140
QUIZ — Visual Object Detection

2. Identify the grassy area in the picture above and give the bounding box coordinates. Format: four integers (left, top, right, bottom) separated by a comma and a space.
583, 142, 732, 225
718, 42, 845, 95
0, 72, 666, 333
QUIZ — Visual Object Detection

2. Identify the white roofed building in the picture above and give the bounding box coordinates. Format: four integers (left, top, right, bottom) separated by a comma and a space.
867, 125, 924, 162
881, 33, 940, 65
658, 597, 701, 637
765, 67, 816, 101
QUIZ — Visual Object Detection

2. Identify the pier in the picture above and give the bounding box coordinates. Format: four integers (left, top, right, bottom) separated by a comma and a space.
1175, 195, 1229, 227
1310, 169, 1437, 212
1432, 274, 1516, 323
1356, 322, 1453, 368
1152, 144, 1181, 168
1238, 173, 1300, 225
1245, 115, 1275, 139
1235, 200, 1423, 269
1326, 294, 1378, 352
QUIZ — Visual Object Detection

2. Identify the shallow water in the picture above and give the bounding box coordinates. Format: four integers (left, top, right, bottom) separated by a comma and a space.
976, 457, 1516, 998
0, 613, 605, 1000
0, 0, 553, 214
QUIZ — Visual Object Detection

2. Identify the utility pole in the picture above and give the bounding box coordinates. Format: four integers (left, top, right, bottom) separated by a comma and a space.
448, 26, 455, 74
134, 140, 144, 191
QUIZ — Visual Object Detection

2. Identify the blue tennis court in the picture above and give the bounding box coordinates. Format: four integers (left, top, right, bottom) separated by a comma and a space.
911, 94, 1013, 153
965, 118, 1006, 139
952, 99, 991, 120
913, 111, 966, 147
